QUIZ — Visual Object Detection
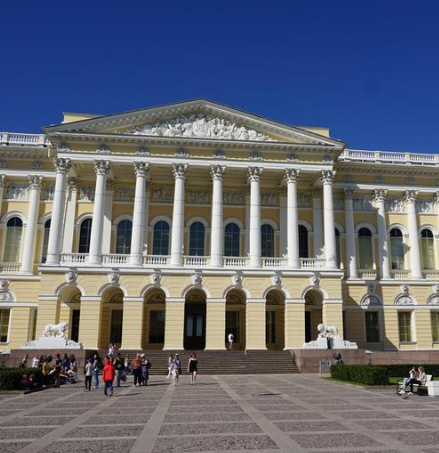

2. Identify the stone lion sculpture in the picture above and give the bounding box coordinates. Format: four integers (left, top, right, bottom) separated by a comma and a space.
317, 323, 339, 339
43, 322, 69, 339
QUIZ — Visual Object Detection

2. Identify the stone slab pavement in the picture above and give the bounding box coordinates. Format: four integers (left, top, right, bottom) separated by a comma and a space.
1, 374, 439, 453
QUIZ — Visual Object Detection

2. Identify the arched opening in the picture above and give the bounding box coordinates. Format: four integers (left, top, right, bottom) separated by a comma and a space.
144, 289, 166, 350
304, 290, 323, 343
184, 289, 206, 350
389, 228, 404, 270
3, 217, 23, 262
100, 288, 124, 348
225, 289, 246, 350
421, 229, 435, 270
189, 222, 206, 256
298, 225, 309, 258
58, 286, 81, 343
78, 218, 92, 253
266, 289, 285, 350
261, 224, 275, 257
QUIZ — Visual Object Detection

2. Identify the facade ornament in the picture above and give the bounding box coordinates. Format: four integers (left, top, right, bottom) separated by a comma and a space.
28, 175, 44, 190
223, 190, 244, 205
65, 272, 78, 283
312, 188, 322, 198
433, 284, 439, 294
250, 151, 263, 161
271, 274, 282, 286
320, 170, 334, 184
343, 174, 354, 183
191, 273, 203, 285
172, 163, 188, 179
210, 165, 226, 180
0, 160, 8, 169
0, 279, 13, 302
261, 191, 277, 206
115, 185, 135, 202
395, 293, 414, 306
375, 175, 385, 184
284, 168, 299, 183
297, 192, 312, 208
134, 162, 149, 178
175, 147, 189, 158
151, 272, 162, 285
213, 149, 226, 159
247, 167, 263, 182
322, 154, 332, 163
108, 273, 120, 284
106, 180, 115, 191
43, 185, 55, 202
385, 197, 405, 213
54, 158, 72, 174
279, 186, 287, 197
360, 294, 381, 306
96, 144, 111, 154
416, 199, 435, 214
58, 142, 70, 152
31, 161, 44, 170
136, 146, 150, 155
78, 185, 95, 201
152, 187, 174, 203
374, 189, 387, 202
286, 153, 299, 162
0, 175, 5, 189
405, 190, 418, 203
309, 275, 320, 286
68, 178, 78, 191
427, 286, 439, 306
343, 188, 355, 200
406, 176, 416, 185
94, 160, 111, 176
402, 284, 409, 294
186, 189, 209, 205
125, 114, 275, 142
5, 183, 29, 201
231, 274, 242, 286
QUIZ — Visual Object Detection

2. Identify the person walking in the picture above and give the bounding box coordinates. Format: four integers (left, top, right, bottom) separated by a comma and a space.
108, 342, 115, 359
53, 353, 62, 388
102, 356, 115, 396
187, 353, 198, 385
141, 355, 151, 386
92, 353, 100, 390
227, 333, 234, 351
113, 353, 124, 387
174, 354, 181, 386
169, 355, 179, 386
132, 354, 142, 387
84, 358, 93, 391
167, 354, 173, 378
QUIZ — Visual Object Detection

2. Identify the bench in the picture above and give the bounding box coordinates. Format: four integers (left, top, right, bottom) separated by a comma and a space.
396, 374, 433, 395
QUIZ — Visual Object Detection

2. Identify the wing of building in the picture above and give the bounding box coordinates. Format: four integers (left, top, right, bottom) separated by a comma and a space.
1, 98, 439, 353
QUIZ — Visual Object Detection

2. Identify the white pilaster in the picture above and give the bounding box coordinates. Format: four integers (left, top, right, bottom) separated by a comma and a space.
130, 162, 149, 266
279, 188, 287, 256
170, 164, 188, 266
0, 176, 5, 217
61, 179, 78, 254
344, 188, 357, 279
245, 190, 250, 255
21, 176, 43, 274
46, 158, 71, 265
210, 165, 225, 267
248, 167, 262, 268
405, 190, 422, 279
88, 160, 111, 265
312, 189, 323, 257
285, 169, 299, 268
102, 179, 114, 256
321, 171, 337, 269
374, 189, 390, 279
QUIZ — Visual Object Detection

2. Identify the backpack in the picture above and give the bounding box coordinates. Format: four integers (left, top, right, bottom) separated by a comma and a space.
133, 359, 141, 370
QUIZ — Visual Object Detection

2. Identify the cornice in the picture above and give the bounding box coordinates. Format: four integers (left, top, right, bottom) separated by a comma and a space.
336, 163, 439, 178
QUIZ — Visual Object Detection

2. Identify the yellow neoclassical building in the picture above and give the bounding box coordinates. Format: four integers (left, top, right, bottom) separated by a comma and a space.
1, 99, 439, 354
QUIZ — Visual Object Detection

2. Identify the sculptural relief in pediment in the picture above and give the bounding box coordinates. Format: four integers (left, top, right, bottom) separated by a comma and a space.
123, 114, 277, 142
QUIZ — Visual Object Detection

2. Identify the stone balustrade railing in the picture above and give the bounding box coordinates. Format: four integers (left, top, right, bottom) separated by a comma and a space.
143, 255, 170, 266
60, 253, 88, 264
424, 270, 439, 280
102, 254, 130, 265
391, 269, 411, 280
341, 149, 439, 165
262, 257, 287, 268
300, 258, 326, 269
0, 263, 21, 274
358, 270, 377, 280
0, 132, 50, 147
223, 257, 249, 267
183, 256, 210, 266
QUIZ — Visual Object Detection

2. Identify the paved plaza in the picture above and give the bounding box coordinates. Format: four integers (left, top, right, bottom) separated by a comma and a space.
1, 375, 439, 453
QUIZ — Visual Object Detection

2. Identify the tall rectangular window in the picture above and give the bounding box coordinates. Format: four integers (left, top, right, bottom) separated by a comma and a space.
149, 310, 165, 344
0, 310, 10, 343
365, 311, 380, 343
431, 312, 439, 342
110, 310, 123, 344
398, 311, 412, 343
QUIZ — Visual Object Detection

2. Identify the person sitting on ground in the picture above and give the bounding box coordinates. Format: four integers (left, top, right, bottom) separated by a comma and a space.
19, 354, 28, 368
21, 374, 31, 390
42, 357, 52, 386
400, 366, 418, 393
405, 366, 427, 394
31, 355, 40, 368
29, 374, 37, 388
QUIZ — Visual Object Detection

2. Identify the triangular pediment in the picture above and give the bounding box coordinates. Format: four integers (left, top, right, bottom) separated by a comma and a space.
45, 99, 344, 147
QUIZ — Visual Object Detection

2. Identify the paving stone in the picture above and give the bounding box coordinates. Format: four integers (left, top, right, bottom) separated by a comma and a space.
83, 414, 151, 425
45, 439, 136, 453
357, 419, 432, 431
37, 408, 90, 416
159, 422, 262, 435
0, 442, 32, 452
253, 405, 306, 412
386, 431, 439, 446
327, 410, 394, 419
171, 400, 237, 406
396, 410, 439, 418
291, 432, 383, 448
164, 412, 252, 423
63, 425, 143, 438
275, 421, 348, 432
167, 405, 243, 413
152, 434, 278, 452
0, 427, 53, 440
0, 416, 75, 426
265, 411, 325, 420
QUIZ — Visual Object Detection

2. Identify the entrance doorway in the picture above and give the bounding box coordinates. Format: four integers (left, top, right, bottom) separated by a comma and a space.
71, 309, 80, 343
305, 290, 323, 343
184, 290, 206, 350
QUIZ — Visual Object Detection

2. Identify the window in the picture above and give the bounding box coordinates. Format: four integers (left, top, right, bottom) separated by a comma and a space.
78, 218, 92, 253
3, 217, 23, 262
421, 229, 435, 270
110, 310, 123, 344
189, 222, 205, 256
0, 309, 10, 342
298, 225, 309, 258
335, 228, 341, 267
390, 228, 404, 270
41, 219, 51, 263
365, 311, 380, 342
261, 224, 274, 257
224, 223, 240, 257
152, 221, 169, 255
358, 228, 373, 269
398, 311, 412, 343
149, 310, 165, 343
226, 311, 240, 343
266, 311, 276, 344
115, 220, 132, 254
432, 312, 439, 342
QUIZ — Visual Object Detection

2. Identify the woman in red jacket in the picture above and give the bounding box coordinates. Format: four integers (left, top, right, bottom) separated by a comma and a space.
102, 356, 115, 396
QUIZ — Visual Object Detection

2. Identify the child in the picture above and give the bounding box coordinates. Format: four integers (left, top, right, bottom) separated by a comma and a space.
102, 356, 115, 396
84, 358, 93, 391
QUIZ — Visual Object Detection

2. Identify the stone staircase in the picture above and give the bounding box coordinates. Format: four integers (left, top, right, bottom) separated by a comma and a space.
110, 350, 300, 375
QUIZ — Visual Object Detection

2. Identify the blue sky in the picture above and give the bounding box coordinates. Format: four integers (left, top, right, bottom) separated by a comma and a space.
0, 1, 438, 152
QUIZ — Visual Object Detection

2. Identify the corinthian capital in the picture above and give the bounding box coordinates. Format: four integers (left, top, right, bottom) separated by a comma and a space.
133, 162, 149, 178
343, 188, 355, 200
405, 189, 418, 203
94, 160, 111, 176
210, 165, 226, 180
320, 170, 334, 185
54, 158, 72, 174
285, 168, 299, 183
173, 163, 188, 179
28, 175, 44, 190
374, 189, 387, 202
247, 167, 263, 183
68, 178, 78, 191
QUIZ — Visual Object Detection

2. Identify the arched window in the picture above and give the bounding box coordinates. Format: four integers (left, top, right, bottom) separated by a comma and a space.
421, 229, 435, 270
78, 218, 92, 254
41, 219, 51, 263
335, 228, 341, 267
189, 222, 205, 256
115, 220, 132, 254
390, 228, 405, 270
152, 221, 170, 255
261, 224, 274, 257
298, 225, 309, 258
224, 223, 240, 257
3, 217, 23, 262
358, 228, 373, 270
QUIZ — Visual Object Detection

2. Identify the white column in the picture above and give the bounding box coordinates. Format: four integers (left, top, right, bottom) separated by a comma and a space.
405, 190, 422, 279
46, 158, 71, 265
61, 178, 78, 253
279, 187, 287, 256
374, 189, 390, 279
245, 189, 250, 255
88, 160, 111, 265
321, 171, 337, 269
312, 189, 323, 257
285, 169, 300, 268
344, 188, 357, 279
21, 176, 43, 274
248, 167, 263, 268
102, 179, 114, 256
130, 162, 149, 265
170, 164, 188, 266
210, 165, 225, 267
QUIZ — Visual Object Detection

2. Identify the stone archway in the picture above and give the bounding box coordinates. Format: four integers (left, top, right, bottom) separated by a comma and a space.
265, 289, 285, 350
58, 286, 81, 343
184, 289, 206, 350
225, 289, 246, 350
304, 290, 323, 343
100, 287, 124, 349
143, 288, 166, 350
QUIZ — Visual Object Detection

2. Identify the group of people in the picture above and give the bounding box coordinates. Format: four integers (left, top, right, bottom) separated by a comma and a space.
167, 352, 198, 386
399, 366, 428, 395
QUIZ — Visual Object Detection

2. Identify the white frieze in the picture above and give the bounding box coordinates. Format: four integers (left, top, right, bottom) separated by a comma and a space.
297, 192, 312, 208
5, 183, 29, 201
223, 190, 244, 205
151, 187, 174, 203
385, 198, 405, 213
186, 189, 210, 205
261, 191, 278, 206
417, 199, 435, 214
353, 197, 374, 212
115, 186, 135, 202
333, 196, 344, 211
42, 184, 55, 201
78, 185, 95, 201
